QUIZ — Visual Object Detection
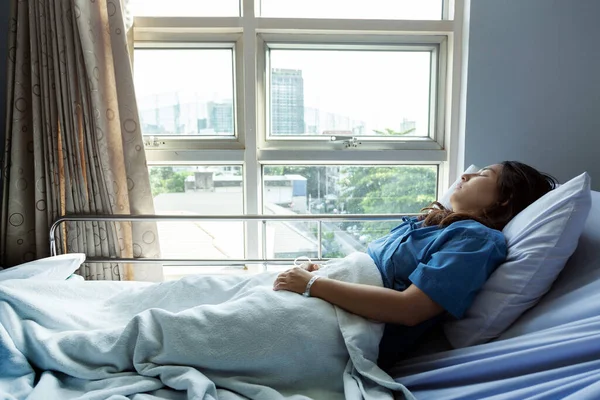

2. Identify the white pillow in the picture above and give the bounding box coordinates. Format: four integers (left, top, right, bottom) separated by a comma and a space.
438, 164, 481, 210
443, 172, 592, 348
0, 254, 86, 281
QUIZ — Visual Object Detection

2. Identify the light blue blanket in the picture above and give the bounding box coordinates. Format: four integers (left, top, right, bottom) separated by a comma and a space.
0, 252, 413, 400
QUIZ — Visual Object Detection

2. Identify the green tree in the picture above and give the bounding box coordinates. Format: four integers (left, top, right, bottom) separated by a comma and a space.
309, 226, 345, 259
322, 231, 345, 258
338, 166, 437, 240
149, 167, 192, 196
165, 172, 188, 193
372, 127, 416, 136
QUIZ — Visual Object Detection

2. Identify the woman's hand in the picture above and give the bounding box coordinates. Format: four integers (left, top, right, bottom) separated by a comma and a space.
273, 267, 314, 294
298, 262, 320, 272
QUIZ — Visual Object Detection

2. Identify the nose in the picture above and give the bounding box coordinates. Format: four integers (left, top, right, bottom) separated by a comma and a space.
461, 173, 475, 182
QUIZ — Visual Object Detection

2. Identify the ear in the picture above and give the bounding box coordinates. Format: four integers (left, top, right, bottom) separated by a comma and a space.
499, 194, 513, 207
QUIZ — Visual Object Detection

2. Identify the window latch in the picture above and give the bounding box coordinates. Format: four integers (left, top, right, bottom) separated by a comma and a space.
144, 136, 162, 148
329, 135, 362, 148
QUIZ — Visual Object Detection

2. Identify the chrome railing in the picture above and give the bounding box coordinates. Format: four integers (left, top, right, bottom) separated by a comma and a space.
50, 213, 415, 265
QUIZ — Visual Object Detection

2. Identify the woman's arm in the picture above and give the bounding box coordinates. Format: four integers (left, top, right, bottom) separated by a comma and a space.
274, 268, 444, 326
311, 279, 443, 326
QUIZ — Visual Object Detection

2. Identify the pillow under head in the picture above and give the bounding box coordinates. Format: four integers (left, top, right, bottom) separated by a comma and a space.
443, 172, 592, 348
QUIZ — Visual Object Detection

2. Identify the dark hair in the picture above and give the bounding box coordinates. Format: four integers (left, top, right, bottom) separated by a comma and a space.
420, 161, 558, 231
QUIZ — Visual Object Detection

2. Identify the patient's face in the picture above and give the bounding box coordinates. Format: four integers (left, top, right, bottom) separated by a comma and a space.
450, 164, 503, 214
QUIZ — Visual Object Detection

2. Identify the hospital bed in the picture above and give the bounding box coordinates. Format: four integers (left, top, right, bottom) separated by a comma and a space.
1, 189, 599, 399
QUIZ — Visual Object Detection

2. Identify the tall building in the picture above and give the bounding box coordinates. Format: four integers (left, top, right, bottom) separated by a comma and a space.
197, 118, 208, 131
208, 101, 234, 134
271, 69, 305, 135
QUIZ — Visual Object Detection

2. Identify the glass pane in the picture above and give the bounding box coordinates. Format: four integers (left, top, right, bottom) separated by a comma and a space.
149, 166, 244, 279
134, 49, 235, 136
130, 0, 239, 17
262, 165, 437, 259
260, 0, 443, 20
269, 50, 432, 138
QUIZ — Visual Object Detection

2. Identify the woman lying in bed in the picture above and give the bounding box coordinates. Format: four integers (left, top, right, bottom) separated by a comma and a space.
274, 161, 557, 368
0, 160, 557, 400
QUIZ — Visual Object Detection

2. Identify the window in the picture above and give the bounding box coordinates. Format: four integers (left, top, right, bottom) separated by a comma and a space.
129, 0, 240, 17
263, 165, 438, 259
260, 0, 443, 20
268, 49, 433, 138
148, 165, 244, 279
132, 0, 467, 276
134, 48, 235, 137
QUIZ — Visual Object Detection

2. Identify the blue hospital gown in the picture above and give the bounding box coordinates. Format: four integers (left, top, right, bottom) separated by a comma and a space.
367, 216, 507, 367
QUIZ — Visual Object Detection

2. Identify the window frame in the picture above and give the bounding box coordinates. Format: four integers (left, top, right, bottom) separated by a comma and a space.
132, 0, 468, 263
260, 38, 444, 150
133, 36, 246, 151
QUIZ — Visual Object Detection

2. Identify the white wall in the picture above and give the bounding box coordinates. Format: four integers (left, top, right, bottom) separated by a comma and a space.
465, 0, 600, 190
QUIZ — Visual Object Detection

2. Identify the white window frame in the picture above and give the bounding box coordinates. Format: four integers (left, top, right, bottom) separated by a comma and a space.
259, 38, 444, 151
132, 0, 469, 263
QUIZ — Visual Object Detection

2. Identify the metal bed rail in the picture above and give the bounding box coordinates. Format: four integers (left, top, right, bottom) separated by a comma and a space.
50, 213, 417, 266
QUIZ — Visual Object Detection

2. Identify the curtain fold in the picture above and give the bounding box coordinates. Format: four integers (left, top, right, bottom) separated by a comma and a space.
1, 0, 162, 281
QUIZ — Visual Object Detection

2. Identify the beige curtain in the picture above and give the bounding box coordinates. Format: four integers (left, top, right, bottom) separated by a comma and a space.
1, 0, 163, 281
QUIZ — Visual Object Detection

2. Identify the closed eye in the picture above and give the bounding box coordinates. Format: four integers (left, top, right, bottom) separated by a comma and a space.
479, 167, 497, 175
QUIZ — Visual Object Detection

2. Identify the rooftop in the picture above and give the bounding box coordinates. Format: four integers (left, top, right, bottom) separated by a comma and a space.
152, 190, 318, 279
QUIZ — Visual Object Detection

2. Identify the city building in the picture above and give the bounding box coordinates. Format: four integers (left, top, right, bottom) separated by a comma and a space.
136, 82, 414, 138
207, 101, 234, 134
271, 68, 305, 135
304, 106, 367, 135
137, 92, 235, 135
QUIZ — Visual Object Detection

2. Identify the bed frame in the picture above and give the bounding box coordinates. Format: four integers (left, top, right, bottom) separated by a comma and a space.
49, 213, 415, 267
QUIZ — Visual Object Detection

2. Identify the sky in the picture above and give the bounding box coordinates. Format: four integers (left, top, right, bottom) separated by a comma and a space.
131, 1, 440, 135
